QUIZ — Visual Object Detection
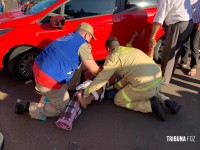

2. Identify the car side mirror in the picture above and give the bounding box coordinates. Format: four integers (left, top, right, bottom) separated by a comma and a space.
50, 16, 65, 29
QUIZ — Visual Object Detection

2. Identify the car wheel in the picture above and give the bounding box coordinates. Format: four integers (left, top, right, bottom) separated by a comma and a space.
154, 38, 165, 64
8, 46, 40, 80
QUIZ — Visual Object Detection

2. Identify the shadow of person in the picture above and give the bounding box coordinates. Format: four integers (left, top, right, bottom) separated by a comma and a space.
180, 67, 191, 75
172, 73, 200, 85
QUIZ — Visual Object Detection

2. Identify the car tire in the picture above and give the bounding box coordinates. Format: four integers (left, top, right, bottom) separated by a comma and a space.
154, 38, 165, 64
8, 46, 40, 80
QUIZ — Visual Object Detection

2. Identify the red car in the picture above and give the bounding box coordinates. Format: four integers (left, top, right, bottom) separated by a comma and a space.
0, 0, 165, 80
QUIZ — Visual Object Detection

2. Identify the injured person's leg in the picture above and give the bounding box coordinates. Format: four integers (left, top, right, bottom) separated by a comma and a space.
55, 95, 82, 130
55, 78, 108, 130
76, 87, 104, 109
75, 79, 105, 109
75, 73, 122, 109
55, 80, 106, 130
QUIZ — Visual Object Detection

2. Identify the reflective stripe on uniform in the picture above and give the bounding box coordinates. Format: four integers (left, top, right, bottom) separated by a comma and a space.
132, 77, 162, 91
126, 102, 132, 109
122, 89, 132, 102
114, 46, 134, 52
117, 81, 123, 88
121, 89, 133, 109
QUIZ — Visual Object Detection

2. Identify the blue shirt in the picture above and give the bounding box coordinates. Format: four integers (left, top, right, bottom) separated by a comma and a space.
35, 31, 87, 84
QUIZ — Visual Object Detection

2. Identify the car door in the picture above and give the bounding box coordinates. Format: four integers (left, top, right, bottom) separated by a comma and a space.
60, 0, 121, 60
113, 0, 158, 54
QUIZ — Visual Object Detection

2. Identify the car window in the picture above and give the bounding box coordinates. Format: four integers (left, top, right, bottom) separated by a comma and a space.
125, 0, 157, 9
28, 0, 58, 14
40, 6, 61, 23
64, 0, 117, 19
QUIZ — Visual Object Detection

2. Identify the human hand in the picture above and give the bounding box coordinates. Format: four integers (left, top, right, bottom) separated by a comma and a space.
76, 91, 88, 109
121, 77, 128, 86
127, 31, 139, 46
148, 38, 157, 50
107, 74, 117, 87
149, 49, 154, 59
132, 31, 139, 39
2, 1, 5, 8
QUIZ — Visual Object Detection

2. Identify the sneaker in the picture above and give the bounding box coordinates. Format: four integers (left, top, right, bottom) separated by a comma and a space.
150, 96, 166, 121
165, 99, 181, 114
15, 99, 29, 114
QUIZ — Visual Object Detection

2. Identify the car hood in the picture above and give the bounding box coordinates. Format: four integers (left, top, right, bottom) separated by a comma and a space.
0, 7, 26, 24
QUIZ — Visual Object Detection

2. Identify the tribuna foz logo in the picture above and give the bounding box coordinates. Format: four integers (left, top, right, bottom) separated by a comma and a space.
166, 136, 196, 142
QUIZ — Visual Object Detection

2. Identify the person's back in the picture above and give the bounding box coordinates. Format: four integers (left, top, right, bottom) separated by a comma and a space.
35, 31, 86, 85
107, 46, 162, 88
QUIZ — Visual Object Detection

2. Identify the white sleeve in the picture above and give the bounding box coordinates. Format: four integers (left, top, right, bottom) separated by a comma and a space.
153, 0, 170, 24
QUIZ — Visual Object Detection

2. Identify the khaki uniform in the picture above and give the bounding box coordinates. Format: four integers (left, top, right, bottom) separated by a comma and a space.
30, 43, 93, 119
85, 46, 166, 113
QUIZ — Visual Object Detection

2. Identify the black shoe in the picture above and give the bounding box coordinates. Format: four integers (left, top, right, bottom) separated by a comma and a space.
165, 99, 181, 114
15, 99, 29, 114
150, 96, 166, 121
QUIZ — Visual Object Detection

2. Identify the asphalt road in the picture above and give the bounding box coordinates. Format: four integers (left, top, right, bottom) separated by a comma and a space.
1, 2, 200, 150
0, 63, 200, 150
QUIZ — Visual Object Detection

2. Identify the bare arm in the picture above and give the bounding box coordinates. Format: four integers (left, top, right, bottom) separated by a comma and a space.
82, 59, 101, 76
1, 0, 5, 9
148, 22, 162, 58
127, 31, 139, 46
78, 43, 102, 76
